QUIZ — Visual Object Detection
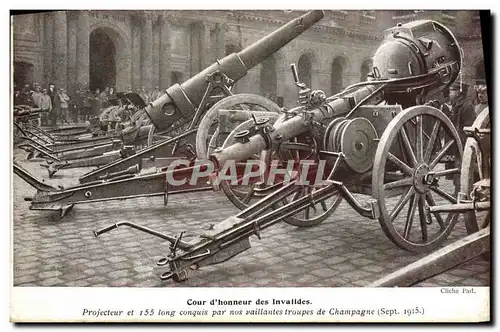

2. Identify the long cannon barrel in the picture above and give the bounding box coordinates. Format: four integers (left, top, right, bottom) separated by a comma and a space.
13, 107, 46, 118
145, 10, 324, 131
210, 85, 379, 168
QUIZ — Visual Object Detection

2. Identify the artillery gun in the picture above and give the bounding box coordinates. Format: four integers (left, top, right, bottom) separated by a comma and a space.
33, 93, 156, 177
17, 93, 151, 168
75, 10, 325, 184
94, 19, 478, 282
14, 10, 325, 217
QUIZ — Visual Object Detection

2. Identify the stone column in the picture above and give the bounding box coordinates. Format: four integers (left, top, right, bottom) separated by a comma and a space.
215, 22, 226, 59
140, 12, 153, 91
43, 12, 54, 85
190, 22, 201, 76
53, 11, 68, 89
76, 11, 90, 90
200, 22, 213, 69
67, 12, 77, 95
151, 16, 160, 89
131, 14, 142, 90
158, 14, 172, 89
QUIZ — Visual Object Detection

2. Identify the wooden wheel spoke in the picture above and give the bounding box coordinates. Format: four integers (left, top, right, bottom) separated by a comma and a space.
320, 199, 328, 212
304, 206, 311, 220
291, 187, 304, 202
302, 186, 311, 219
430, 186, 457, 204
432, 168, 460, 177
424, 120, 441, 163
383, 177, 413, 191
429, 140, 455, 169
390, 187, 415, 222
387, 153, 414, 176
403, 194, 418, 240
400, 125, 418, 167
417, 194, 429, 242
241, 186, 255, 204
425, 192, 445, 229
416, 115, 424, 163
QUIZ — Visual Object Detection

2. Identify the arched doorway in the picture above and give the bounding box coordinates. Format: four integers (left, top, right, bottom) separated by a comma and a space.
13, 61, 34, 89
475, 59, 486, 85
298, 54, 312, 88
89, 28, 117, 92
260, 56, 277, 102
360, 58, 373, 82
331, 56, 347, 95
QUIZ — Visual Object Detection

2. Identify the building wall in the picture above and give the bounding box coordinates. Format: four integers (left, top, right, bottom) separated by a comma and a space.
12, 10, 486, 108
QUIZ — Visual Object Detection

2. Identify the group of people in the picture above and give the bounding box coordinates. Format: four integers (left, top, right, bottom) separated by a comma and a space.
14, 82, 71, 126
13, 83, 167, 126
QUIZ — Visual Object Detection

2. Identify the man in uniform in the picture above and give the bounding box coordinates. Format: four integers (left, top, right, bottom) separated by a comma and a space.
474, 83, 488, 116
442, 81, 477, 195
446, 81, 476, 144
47, 83, 58, 125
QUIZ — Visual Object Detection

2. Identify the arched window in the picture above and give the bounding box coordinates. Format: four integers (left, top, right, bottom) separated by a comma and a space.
297, 54, 312, 88
331, 56, 347, 95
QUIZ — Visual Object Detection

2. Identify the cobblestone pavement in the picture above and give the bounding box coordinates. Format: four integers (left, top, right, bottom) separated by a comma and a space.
12, 148, 490, 288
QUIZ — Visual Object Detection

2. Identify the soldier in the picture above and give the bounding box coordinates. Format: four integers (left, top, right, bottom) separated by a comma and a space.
442, 81, 476, 196
21, 84, 33, 106
474, 84, 488, 116
47, 83, 58, 126
13, 89, 23, 106
445, 81, 476, 145
139, 86, 149, 104
150, 86, 162, 102
58, 88, 70, 125
82, 88, 94, 122
39, 89, 52, 126
108, 87, 117, 102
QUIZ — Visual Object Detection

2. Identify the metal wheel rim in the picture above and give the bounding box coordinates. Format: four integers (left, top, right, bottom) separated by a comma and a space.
460, 107, 490, 234
372, 105, 463, 253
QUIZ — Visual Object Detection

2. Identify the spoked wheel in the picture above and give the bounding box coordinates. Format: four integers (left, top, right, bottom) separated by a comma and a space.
460, 107, 490, 260
220, 114, 342, 228
195, 94, 282, 159
372, 105, 463, 253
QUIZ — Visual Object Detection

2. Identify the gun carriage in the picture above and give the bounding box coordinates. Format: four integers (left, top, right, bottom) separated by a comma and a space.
16, 93, 154, 172
92, 19, 486, 283
15, 10, 324, 217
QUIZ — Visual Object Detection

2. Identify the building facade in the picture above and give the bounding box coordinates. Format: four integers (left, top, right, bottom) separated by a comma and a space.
12, 10, 486, 108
